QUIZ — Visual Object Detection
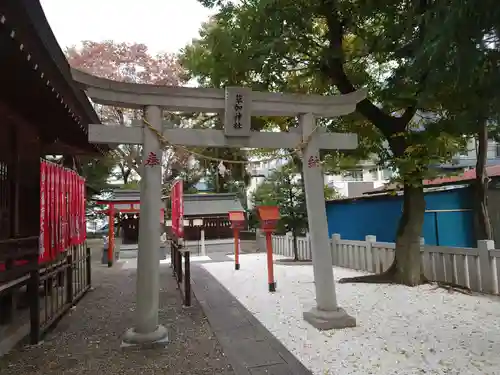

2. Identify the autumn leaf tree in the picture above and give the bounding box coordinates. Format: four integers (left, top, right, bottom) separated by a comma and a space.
66, 40, 191, 186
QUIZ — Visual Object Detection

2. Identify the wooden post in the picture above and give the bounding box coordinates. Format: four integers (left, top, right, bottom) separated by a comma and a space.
66, 254, 73, 303
0, 259, 14, 324
184, 252, 191, 307
265, 232, 276, 292
234, 229, 240, 270
108, 204, 115, 267
176, 245, 183, 284
28, 264, 41, 344
171, 241, 176, 273
86, 247, 92, 288
170, 241, 175, 270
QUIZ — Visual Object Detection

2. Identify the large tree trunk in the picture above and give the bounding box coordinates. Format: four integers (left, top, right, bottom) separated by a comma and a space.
123, 169, 131, 185
392, 184, 426, 285
474, 124, 492, 240
339, 184, 426, 286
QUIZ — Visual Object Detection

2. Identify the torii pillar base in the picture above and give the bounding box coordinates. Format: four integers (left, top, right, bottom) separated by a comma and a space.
303, 307, 356, 331
121, 325, 168, 348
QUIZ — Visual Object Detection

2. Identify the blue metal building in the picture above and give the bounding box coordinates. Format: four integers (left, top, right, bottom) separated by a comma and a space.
325, 186, 475, 247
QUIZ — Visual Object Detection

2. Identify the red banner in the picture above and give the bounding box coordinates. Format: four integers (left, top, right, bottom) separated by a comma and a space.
49, 162, 55, 258
76, 176, 83, 244
70, 171, 75, 245
39, 161, 49, 262
55, 165, 60, 253
82, 176, 86, 242
61, 169, 66, 251
79, 176, 83, 243
39, 162, 87, 262
171, 179, 184, 238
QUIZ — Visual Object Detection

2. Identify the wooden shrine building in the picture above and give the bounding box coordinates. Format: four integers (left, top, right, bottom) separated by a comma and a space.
0, 0, 107, 355
96, 189, 165, 245
167, 193, 245, 241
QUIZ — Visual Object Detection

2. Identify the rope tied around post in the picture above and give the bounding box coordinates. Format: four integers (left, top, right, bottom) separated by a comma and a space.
141, 118, 321, 166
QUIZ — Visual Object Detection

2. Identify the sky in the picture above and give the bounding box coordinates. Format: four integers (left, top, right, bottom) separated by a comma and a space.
40, 0, 216, 54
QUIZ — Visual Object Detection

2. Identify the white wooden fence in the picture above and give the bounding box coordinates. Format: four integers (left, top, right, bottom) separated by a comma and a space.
271, 233, 500, 295
272, 233, 312, 260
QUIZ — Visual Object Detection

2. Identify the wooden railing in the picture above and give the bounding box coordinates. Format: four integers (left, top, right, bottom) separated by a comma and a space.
0, 236, 39, 283
170, 241, 192, 307
0, 237, 92, 346
271, 232, 500, 295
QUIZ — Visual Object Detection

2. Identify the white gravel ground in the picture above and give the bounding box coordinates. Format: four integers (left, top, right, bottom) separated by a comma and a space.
202, 253, 500, 375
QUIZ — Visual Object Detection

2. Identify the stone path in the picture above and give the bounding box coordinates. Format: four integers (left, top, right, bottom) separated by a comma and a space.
191, 259, 312, 375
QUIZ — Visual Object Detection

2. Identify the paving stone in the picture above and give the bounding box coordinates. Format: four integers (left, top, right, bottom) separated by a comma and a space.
217, 322, 268, 342
191, 261, 313, 375
249, 363, 297, 375
219, 338, 284, 368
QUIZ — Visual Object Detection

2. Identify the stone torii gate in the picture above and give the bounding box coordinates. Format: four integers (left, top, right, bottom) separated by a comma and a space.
72, 68, 366, 345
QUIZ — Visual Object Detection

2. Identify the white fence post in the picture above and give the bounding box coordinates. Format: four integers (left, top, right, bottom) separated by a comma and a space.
200, 229, 206, 256
286, 232, 293, 258
478, 239, 495, 293
331, 233, 341, 266
365, 235, 376, 273
256, 229, 265, 252
305, 232, 311, 260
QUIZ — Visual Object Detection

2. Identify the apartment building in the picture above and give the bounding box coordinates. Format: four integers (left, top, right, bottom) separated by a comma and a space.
246, 156, 394, 203
324, 158, 394, 198
443, 138, 500, 170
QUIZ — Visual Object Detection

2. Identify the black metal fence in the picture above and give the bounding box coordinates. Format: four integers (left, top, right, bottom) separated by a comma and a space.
0, 239, 91, 345
171, 241, 191, 307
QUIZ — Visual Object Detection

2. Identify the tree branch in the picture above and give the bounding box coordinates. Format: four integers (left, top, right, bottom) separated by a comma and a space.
318, 0, 401, 138
114, 147, 141, 175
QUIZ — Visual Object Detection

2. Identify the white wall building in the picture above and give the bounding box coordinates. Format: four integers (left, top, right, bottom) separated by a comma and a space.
444, 138, 500, 170
246, 155, 395, 207
324, 159, 394, 198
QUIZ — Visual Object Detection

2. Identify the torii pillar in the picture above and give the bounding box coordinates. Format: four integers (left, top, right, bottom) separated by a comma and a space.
300, 113, 356, 329
122, 105, 168, 346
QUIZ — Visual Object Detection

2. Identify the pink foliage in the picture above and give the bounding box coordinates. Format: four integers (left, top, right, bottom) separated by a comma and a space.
66, 40, 184, 86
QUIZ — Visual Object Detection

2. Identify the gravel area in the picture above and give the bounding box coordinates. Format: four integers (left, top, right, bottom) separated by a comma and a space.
0, 261, 235, 375
206, 253, 500, 375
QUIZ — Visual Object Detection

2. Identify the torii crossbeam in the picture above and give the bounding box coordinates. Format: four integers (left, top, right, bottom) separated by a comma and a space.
72, 68, 366, 346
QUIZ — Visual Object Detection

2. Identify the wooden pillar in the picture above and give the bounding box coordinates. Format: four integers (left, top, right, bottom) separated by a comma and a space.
10, 125, 19, 236
0, 125, 19, 324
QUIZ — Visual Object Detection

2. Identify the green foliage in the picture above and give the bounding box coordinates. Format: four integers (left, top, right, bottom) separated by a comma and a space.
251, 163, 340, 234
180, 0, 468, 190
79, 155, 114, 196
181, 0, 496, 279
403, 0, 500, 143
78, 155, 114, 219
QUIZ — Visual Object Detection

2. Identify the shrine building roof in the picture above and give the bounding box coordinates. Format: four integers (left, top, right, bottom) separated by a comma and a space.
183, 193, 244, 217
0, 1, 108, 155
